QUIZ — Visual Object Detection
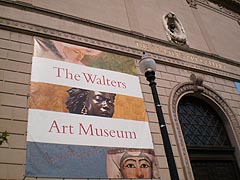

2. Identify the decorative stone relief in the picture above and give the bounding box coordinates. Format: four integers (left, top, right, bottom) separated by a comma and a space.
190, 73, 204, 92
163, 12, 189, 46
186, 0, 198, 8
169, 74, 240, 180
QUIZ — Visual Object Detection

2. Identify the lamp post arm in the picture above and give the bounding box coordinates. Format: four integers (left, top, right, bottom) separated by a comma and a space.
145, 71, 180, 180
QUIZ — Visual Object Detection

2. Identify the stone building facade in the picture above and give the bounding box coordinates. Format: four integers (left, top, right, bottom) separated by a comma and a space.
0, 0, 240, 179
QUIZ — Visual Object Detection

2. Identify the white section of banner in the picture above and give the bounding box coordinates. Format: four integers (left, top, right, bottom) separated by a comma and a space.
31, 57, 143, 98
27, 109, 154, 149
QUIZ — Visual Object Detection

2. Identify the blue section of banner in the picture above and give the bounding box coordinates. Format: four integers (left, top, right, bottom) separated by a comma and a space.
26, 142, 109, 178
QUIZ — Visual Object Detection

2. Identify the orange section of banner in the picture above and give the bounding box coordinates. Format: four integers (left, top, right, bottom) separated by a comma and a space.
29, 82, 147, 121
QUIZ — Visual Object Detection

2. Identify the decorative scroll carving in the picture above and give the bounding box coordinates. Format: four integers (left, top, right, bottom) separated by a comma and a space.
190, 73, 204, 92
186, 0, 198, 8
163, 12, 189, 46
169, 78, 240, 180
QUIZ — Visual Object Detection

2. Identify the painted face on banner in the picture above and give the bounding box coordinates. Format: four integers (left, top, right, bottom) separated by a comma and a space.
86, 91, 115, 117
120, 156, 153, 178
64, 47, 85, 63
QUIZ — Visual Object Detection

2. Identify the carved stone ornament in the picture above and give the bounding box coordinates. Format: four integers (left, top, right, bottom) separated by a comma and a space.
190, 73, 204, 92
163, 12, 189, 46
186, 0, 197, 8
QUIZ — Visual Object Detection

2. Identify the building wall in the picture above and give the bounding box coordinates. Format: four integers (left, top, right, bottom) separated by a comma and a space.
0, 0, 240, 180
197, 3, 240, 60
0, 30, 32, 179
18, 0, 240, 60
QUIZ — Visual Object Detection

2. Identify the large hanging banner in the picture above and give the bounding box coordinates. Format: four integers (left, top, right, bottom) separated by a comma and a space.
26, 37, 159, 178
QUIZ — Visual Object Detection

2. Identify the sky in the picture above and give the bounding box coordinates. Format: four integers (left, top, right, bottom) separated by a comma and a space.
234, 82, 240, 94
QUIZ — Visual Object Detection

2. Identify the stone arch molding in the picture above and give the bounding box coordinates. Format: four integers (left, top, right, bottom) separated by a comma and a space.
169, 74, 240, 180
163, 12, 189, 46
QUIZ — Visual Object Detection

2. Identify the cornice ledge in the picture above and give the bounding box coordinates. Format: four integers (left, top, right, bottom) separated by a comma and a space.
208, 0, 240, 14
196, 0, 240, 20
183, 46, 240, 67
1, 17, 240, 82
0, 17, 144, 56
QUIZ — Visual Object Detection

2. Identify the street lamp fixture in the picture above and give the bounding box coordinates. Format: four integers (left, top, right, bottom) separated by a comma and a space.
139, 54, 180, 180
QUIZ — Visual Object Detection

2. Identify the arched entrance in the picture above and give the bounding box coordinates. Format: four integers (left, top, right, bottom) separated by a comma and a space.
178, 95, 240, 180
169, 75, 240, 180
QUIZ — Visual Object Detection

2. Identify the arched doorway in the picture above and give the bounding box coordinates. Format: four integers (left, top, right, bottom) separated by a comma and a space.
178, 95, 240, 180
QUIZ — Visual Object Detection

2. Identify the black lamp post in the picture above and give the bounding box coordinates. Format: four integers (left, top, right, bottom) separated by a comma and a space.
139, 55, 180, 180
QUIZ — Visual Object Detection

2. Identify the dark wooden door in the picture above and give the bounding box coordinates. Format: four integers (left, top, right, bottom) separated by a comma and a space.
191, 160, 240, 180
178, 96, 240, 180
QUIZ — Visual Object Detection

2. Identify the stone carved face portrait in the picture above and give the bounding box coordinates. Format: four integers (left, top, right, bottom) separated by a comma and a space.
66, 88, 116, 118
163, 12, 188, 46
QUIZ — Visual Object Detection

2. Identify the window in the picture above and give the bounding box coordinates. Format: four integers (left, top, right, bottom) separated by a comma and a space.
178, 96, 240, 180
